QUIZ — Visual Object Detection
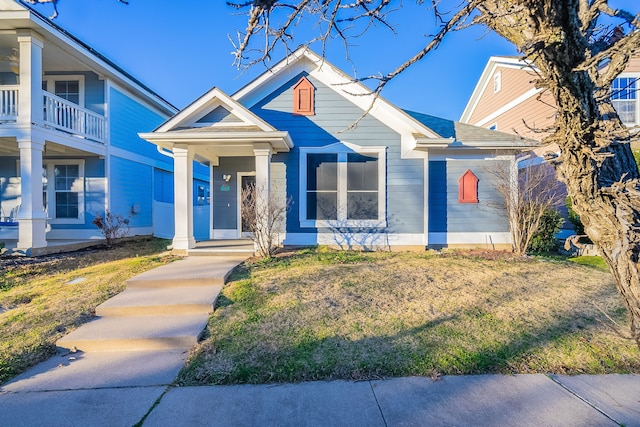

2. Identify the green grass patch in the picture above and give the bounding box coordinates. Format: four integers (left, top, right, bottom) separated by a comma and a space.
178, 248, 638, 385
0, 238, 176, 384
568, 256, 609, 271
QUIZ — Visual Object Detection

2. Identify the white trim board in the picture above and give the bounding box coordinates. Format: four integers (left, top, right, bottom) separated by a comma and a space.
283, 233, 424, 246
428, 232, 511, 245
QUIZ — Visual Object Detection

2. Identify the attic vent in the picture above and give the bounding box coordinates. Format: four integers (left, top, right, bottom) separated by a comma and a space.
458, 169, 479, 203
293, 76, 315, 116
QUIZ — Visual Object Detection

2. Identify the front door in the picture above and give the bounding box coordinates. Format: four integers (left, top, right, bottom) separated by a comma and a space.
239, 174, 256, 237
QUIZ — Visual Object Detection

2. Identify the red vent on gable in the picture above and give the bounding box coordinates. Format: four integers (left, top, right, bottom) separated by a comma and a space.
458, 169, 479, 203
293, 77, 315, 116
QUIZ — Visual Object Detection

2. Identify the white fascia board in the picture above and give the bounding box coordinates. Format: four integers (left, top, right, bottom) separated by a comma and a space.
472, 87, 544, 127
107, 81, 174, 121
446, 141, 536, 151
233, 47, 316, 103
460, 56, 538, 123
138, 131, 293, 151
156, 87, 276, 133
233, 47, 441, 141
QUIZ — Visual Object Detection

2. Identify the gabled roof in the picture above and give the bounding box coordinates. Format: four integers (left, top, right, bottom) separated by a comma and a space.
139, 87, 293, 160
459, 56, 539, 124
154, 87, 278, 133
407, 110, 538, 150
232, 47, 444, 143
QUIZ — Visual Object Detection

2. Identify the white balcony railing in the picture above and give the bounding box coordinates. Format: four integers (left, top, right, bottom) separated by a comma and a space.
0, 86, 19, 120
43, 91, 107, 143
0, 87, 107, 143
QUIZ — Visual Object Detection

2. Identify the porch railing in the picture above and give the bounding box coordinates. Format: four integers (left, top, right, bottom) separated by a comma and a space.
0, 86, 19, 120
43, 91, 107, 143
0, 87, 106, 143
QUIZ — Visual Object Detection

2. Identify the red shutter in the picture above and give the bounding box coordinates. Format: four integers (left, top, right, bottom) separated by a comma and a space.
458, 169, 479, 203
293, 77, 315, 116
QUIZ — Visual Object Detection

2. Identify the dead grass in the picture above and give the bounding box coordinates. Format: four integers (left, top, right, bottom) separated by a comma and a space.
178, 248, 639, 385
0, 238, 177, 384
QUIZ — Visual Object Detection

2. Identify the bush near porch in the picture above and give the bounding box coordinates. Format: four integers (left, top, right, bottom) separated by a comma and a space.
178, 248, 639, 385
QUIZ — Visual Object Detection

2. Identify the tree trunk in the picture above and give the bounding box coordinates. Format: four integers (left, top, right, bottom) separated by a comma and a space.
478, 0, 640, 347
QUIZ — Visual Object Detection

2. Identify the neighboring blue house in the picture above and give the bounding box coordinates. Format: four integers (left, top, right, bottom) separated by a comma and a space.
141, 48, 536, 252
0, 0, 210, 254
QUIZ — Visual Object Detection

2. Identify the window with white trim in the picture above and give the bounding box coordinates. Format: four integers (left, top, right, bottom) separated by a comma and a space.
45, 160, 85, 223
611, 77, 638, 124
43, 75, 85, 107
300, 143, 386, 227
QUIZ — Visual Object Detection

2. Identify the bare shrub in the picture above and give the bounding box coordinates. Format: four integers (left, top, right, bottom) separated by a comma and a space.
490, 159, 564, 255
92, 210, 130, 248
241, 183, 292, 258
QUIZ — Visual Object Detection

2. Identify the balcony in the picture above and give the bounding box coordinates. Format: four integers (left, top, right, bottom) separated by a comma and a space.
0, 86, 107, 144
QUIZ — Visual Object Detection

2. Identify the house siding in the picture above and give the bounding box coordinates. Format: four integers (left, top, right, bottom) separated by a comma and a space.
468, 66, 536, 125
110, 155, 153, 229
429, 159, 508, 235
251, 73, 424, 235
482, 90, 557, 139
109, 87, 166, 156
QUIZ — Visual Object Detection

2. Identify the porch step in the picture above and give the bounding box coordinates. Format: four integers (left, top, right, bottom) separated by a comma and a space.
126, 257, 243, 288
56, 314, 209, 352
95, 285, 222, 317
187, 248, 255, 257
186, 240, 254, 257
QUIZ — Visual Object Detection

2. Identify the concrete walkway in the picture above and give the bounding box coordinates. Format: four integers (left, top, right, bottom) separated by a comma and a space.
1, 255, 639, 426
2, 372, 639, 426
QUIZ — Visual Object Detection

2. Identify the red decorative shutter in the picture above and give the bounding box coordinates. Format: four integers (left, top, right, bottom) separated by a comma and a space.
293, 77, 315, 116
458, 169, 479, 203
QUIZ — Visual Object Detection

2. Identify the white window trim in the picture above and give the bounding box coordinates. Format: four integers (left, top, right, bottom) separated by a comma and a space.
493, 71, 501, 94
43, 75, 86, 108
45, 159, 85, 225
299, 141, 386, 228
612, 73, 640, 126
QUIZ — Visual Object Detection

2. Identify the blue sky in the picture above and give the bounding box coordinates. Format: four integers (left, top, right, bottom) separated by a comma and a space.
30, 0, 638, 120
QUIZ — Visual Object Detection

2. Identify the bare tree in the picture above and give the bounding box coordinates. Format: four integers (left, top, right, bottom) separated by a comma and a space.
24, 0, 128, 19
490, 158, 564, 255
241, 183, 292, 258
230, 0, 640, 346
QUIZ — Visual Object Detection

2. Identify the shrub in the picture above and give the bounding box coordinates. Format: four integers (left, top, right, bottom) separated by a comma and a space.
92, 210, 130, 247
529, 208, 564, 253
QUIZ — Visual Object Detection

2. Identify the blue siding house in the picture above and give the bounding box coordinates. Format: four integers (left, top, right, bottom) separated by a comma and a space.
141, 48, 535, 252
0, 0, 210, 254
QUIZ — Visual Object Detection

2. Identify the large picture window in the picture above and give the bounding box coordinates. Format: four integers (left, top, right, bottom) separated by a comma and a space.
301, 143, 386, 227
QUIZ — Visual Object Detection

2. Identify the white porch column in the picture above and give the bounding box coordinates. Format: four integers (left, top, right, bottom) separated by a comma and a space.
254, 144, 272, 252
17, 138, 47, 251
17, 30, 44, 127
172, 145, 196, 251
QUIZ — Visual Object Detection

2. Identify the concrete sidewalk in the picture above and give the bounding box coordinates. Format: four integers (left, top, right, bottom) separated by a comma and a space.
1, 373, 639, 426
